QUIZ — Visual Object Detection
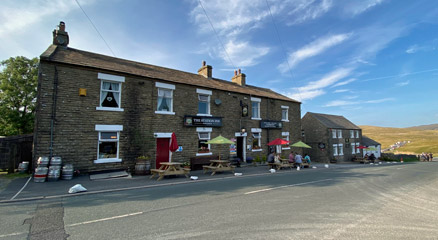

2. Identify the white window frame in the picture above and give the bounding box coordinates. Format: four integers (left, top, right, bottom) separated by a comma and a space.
332, 129, 337, 138
355, 130, 359, 138
281, 106, 289, 122
282, 132, 290, 150
337, 129, 342, 139
155, 82, 175, 115
94, 124, 123, 163
352, 142, 356, 154
251, 128, 262, 151
333, 144, 338, 156
356, 142, 360, 154
96, 73, 125, 112
350, 130, 355, 138
338, 143, 344, 156
251, 97, 261, 120
196, 127, 212, 156
196, 89, 212, 116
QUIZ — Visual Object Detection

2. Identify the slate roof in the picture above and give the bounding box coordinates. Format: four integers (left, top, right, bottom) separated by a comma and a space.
305, 112, 361, 130
40, 45, 299, 103
362, 136, 380, 146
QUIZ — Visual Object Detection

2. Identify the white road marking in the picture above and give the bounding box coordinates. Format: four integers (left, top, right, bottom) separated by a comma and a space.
10, 176, 32, 200
244, 179, 333, 195
67, 211, 143, 227
0, 232, 26, 238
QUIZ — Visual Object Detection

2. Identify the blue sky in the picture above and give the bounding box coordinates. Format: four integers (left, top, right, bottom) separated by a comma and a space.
1, 0, 437, 128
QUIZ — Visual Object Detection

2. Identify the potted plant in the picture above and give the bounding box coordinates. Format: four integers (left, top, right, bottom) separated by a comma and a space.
182, 161, 191, 170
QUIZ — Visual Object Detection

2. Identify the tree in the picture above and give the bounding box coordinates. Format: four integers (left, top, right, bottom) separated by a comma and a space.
0, 56, 39, 136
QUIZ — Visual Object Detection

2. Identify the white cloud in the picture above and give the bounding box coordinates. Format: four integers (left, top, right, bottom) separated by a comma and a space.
324, 100, 358, 107
333, 89, 349, 93
278, 33, 351, 73
406, 44, 419, 54
285, 0, 333, 25
286, 67, 353, 101
396, 80, 409, 87
221, 40, 270, 67
332, 78, 356, 87
365, 98, 395, 103
341, 0, 385, 16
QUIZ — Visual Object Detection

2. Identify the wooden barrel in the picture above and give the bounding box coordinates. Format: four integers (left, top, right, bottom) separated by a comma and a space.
135, 162, 147, 175
34, 167, 48, 183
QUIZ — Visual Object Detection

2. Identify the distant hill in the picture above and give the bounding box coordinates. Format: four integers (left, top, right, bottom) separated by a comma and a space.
360, 125, 438, 155
407, 124, 438, 131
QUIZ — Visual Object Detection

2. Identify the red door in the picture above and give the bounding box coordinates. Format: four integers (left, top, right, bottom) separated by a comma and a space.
156, 138, 170, 169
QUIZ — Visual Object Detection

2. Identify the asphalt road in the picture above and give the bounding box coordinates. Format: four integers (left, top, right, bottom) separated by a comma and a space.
1, 162, 437, 240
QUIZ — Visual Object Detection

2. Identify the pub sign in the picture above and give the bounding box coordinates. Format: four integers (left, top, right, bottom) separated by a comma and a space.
184, 115, 222, 127
260, 120, 283, 129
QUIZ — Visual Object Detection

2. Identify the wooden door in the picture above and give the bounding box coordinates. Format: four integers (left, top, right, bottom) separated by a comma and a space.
156, 138, 170, 169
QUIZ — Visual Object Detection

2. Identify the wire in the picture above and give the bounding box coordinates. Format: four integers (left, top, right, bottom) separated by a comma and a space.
198, 0, 236, 69
265, 0, 305, 108
75, 0, 116, 57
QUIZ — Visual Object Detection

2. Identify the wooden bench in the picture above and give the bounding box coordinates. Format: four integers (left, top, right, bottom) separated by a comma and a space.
190, 155, 219, 171
352, 157, 369, 164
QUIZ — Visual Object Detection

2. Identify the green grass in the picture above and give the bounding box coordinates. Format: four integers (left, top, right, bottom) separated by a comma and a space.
360, 125, 438, 155
0, 171, 31, 179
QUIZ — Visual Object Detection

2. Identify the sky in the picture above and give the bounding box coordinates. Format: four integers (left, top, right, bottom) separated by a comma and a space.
1, 0, 437, 128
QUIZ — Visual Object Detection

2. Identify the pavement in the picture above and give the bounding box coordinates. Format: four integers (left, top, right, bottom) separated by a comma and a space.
0, 162, 407, 204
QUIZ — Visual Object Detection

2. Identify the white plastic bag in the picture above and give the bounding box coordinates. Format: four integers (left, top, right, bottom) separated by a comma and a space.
68, 184, 87, 194
234, 173, 242, 176
324, 164, 329, 168
297, 166, 300, 171
190, 176, 198, 180
269, 169, 276, 173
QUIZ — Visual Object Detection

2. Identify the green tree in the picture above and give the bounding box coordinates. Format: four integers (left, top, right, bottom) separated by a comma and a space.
0, 56, 39, 136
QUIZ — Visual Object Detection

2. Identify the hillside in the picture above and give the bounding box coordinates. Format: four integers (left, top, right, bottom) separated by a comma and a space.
360, 125, 438, 155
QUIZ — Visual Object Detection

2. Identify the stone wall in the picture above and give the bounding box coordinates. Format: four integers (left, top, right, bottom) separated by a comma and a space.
34, 62, 301, 172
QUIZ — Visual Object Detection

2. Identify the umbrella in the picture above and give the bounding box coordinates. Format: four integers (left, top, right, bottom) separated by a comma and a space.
169, 132, 178, 152
267, 138, 290, 146
205, 135, 234, 160
169, 132, 178, 162
290, 141, 311, 148
356, 145, 368, 149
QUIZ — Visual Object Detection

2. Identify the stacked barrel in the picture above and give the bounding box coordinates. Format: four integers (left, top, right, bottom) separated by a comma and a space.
34, 156, 74, 182
48, 157, 62, 181
34, 157, 49, 182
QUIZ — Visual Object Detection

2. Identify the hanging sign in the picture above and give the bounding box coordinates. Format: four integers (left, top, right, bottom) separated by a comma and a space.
260, 120, 283, 129
184, 116, 222, 127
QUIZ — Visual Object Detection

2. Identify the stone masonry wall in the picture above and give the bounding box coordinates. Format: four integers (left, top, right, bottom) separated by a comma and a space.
34, 62, 301, 172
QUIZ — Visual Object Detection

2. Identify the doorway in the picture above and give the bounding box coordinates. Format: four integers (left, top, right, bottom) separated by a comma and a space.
156, 138, 170, 169
236, 136, 246, 162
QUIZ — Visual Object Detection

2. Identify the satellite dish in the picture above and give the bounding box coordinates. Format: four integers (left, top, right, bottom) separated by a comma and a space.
214, 99, 222, 105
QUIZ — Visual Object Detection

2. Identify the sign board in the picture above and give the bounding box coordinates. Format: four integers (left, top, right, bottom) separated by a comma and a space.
184, 116, 222, 127
260, 120, 283, 129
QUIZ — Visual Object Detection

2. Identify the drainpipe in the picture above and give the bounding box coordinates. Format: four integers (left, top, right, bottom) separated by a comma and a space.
49, 66, 59, 160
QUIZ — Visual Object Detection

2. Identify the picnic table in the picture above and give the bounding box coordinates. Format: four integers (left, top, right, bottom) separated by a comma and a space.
150, 162, 190, 181
203, 160, 235, 176
268, 158, 293, 170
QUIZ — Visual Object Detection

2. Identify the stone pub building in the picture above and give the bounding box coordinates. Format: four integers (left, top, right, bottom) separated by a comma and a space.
33, 22, 301, 172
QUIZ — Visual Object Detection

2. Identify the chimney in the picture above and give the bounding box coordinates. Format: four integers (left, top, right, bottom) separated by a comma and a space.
53, 21, 69, 46
198, 60, 213, 78
232, 68, 246, 86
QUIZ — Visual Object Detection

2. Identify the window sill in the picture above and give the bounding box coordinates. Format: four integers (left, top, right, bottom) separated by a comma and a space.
252, 149, 262, 152
96, 107, 124, 112
251, 118, 262, 120
196, 114, 212, 117
196, 152, 213, 156
94, 158, 122, 164
282, 147, 291, 150
281, 119, 289, 122
155, 111, 175, 115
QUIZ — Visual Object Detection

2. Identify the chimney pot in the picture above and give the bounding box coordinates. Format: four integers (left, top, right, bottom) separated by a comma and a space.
234, 70, 237, 76
238, 69, 241, 74
202, 60, 206, 66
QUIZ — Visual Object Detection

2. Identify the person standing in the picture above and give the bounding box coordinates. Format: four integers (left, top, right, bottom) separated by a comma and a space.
294, 152, 303, 168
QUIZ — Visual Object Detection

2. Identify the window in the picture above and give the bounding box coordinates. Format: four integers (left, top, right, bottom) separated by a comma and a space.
96, 73, 125, 111
356, 142, 360, 153
197, 89, 212, 116
196, 127, 212, 156
332, 129, 337, 138
355, 130, 359, 138
251, 128, 262, 151
350, 130, 355, 138
282, 132, 290, 150
155, 82, 175, 115
251, 97, 261, 120
337, 129, 342, 139
352, 142, 356, 154
333, 144, 343, 156
95, 125, 123, 163
281, 106, 289, 122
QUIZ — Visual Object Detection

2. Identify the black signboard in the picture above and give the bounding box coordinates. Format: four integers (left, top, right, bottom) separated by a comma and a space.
260, 120, 283, 129
184, 116, 222, 127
